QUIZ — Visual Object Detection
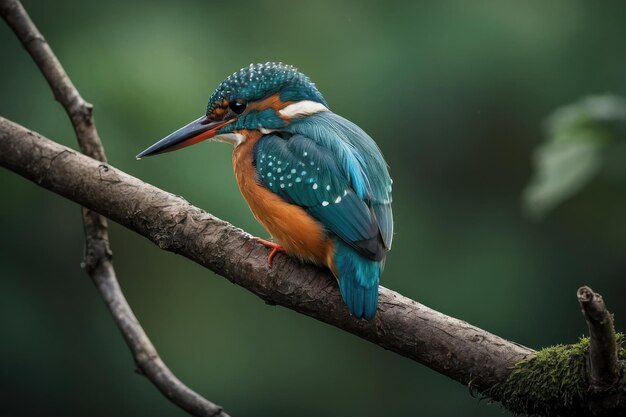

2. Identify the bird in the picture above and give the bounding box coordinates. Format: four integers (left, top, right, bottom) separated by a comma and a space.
137, 63, 393, 320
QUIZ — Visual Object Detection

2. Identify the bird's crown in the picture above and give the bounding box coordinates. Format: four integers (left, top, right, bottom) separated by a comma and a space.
206, 62, 326, 118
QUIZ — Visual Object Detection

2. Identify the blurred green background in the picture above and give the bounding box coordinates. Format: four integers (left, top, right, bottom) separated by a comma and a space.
2, 1, 626, 416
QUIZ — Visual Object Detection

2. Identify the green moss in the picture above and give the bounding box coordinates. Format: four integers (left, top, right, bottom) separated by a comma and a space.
487, 333, 625, 416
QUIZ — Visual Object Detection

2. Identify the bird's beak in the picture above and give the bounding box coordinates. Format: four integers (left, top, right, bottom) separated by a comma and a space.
136, 115, 234, 159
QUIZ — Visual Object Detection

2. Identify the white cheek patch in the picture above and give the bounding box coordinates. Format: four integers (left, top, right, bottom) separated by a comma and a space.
213, 133, 246, 147
279, 100, 328, 118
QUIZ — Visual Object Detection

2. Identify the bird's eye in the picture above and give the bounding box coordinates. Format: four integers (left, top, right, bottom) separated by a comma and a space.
229, 99, 247, 115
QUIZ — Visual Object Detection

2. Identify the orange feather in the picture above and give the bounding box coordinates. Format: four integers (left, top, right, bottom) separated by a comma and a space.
232, 130, 335, 268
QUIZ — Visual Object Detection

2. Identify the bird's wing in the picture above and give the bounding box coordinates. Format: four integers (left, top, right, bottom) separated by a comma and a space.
254, 132, 385, 260
285, 112, 393, 250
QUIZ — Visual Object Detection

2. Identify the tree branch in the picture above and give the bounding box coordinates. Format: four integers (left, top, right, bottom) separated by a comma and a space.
486, 287, 625, 417
578, 286, 620, 391
0, 116, 533, 387
0, 0, 103, 159
0, 1, 228, 416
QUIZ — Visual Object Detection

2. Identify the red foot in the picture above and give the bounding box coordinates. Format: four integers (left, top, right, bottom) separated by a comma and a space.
255, 237, 285, 267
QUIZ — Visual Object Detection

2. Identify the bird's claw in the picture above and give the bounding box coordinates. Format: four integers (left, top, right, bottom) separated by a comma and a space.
254, 237, 285, 267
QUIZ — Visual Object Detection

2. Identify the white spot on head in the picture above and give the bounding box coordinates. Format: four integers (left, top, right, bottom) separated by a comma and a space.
280, 183, 285, 188
303, 152, 308, 157
312, 183, 318, 190
277, 168, 282, 173
321, 201, 329, 206
301, 171, 307, 175
343, 189, 348, 196
295, 178, 301, 183
279, 101, 329, 118
291, 169, 296, 174
325, 185, 331, 191
268, 162, 273, 166
334, 196, 342, 203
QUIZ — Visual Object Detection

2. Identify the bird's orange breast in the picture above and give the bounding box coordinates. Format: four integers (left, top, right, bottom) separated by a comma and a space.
232, 131, 334, 267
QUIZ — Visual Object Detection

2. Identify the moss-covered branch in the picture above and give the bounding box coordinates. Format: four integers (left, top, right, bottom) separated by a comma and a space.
486, 287, 625, 416
488, 335, 625, 416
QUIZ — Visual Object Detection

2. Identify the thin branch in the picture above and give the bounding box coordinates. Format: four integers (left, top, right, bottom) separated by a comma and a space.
578, 286, 620, 391
0, 1, 228, 416
0, 0, 103, 159
90, 252, 228, 417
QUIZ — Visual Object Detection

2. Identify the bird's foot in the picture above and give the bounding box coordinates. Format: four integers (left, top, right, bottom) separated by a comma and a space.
254, 237, 285, 267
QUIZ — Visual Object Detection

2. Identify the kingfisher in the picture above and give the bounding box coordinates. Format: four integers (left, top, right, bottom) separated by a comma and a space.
137, 63, 393, 320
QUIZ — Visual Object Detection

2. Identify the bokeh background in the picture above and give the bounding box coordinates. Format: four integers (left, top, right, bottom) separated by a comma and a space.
2, 1, 626, 416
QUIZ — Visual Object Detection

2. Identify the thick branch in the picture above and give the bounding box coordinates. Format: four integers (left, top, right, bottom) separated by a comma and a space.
0, 117, 533, 392
1, 1, 228, 416
578, 286, 620, 391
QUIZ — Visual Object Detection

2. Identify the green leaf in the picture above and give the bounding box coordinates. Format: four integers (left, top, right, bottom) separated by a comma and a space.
523, 95, 626, 219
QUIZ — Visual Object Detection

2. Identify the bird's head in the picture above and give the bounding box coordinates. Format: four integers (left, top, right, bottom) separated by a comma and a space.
137, 62, 328, 158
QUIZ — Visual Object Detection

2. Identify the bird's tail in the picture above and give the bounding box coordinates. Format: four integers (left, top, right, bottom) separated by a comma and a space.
333, 240, 380, 320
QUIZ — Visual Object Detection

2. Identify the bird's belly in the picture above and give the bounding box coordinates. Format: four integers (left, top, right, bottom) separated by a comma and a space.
250, 199, 331, 265
232, 133, 334, 266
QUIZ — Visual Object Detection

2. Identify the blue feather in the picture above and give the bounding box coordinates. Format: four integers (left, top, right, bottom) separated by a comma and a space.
334, 239, 380, 320
286, 112, 394, 250
221, 108, 285, 133
254, 133, 383, 260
